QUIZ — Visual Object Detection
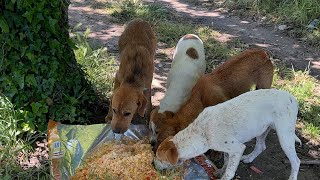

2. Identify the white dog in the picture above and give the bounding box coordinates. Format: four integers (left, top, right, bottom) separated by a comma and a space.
155, 89, 301, 180
150, 34, 205, 133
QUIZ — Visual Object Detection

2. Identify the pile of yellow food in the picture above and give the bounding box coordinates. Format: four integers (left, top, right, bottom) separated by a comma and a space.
71, 139, 183, 180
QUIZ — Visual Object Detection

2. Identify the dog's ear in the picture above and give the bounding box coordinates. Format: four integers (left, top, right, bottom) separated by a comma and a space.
166, 146, 178, 165
156, 136, 178, 165
137, 92, 147, 117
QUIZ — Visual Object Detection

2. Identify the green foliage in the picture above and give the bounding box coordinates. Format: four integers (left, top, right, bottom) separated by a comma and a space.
273, 68, 320, 139
0, 95, 50, 179
224, 0, 320, 47
108, 0, 171, 23
0, 0, 97, 132
73, 28, 117, 99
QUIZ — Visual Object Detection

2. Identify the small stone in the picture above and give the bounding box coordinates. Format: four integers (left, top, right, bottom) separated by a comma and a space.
278, 25, 288, 31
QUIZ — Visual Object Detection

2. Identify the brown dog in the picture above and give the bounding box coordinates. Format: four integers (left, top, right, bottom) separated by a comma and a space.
153, 48, 274, 149
105, 19, 156, 134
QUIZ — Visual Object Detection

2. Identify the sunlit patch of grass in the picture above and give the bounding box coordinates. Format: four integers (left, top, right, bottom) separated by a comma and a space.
156, 22, 195, 47
196, 26, 243, 72
302, 123, 320, 140
222, 0, 320, 48
106, 0, 174, 23
273, 67, 320, 143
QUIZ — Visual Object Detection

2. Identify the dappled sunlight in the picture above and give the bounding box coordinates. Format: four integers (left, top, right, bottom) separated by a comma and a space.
154, 0, 320, 78
214, 33, 238, 43
158, 0, 222, 18
311, 61, 320, 70
255, 43, 272, 48
152, 50, 173, 106
69, 5, 107, 15
87, 25, 124, 43
240, 20, 250, 24
68, 0, 125, 52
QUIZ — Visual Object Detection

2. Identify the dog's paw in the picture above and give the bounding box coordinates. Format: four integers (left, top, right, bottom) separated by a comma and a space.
241, 155, 254, 163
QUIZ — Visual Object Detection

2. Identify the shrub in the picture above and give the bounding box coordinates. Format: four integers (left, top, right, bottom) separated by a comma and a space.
0, 0, 97, 132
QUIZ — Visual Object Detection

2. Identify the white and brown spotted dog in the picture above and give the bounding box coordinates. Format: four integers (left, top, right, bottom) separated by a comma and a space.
155, 89, 301, 180
105, 19, 156, 134
150, 34, 206, 136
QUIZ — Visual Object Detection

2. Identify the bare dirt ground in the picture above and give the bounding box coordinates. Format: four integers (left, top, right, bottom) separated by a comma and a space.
68, 0, 320, 179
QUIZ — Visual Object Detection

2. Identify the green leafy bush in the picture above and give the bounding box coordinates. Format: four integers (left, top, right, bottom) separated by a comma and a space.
0, 0, 97, 132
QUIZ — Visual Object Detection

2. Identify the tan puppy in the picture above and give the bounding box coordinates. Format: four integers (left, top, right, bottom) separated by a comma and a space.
150, 34, 206, 136
153, 48, 274, 148
105, 19, 156, 134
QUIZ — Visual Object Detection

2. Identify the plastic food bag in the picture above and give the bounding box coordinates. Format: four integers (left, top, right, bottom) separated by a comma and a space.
48, 120, 216, 179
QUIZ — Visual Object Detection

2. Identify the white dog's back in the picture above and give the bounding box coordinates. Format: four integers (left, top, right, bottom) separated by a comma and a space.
159, 34, 206, 113
190, 89, 298, 144
174, 89, 299, 149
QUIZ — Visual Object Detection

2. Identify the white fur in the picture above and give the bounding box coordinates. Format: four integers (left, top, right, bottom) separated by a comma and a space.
157, 89, 301, 180
159, 34, 206, 113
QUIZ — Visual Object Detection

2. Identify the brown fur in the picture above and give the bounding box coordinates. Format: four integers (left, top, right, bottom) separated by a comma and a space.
150, 107, 174, 132
105, 19, 156, 133
156, 136, 178, 165
182, 34, 199, 40
186, 48, 199, 59
154, 48, 274, 148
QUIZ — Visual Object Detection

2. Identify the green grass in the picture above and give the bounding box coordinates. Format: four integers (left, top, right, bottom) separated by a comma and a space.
273, 68, 320, 141
303, 123, 320, 139
72, 28, 117, 99
223, 0, 320, 47
107, 0, 174, 23
0, 95, 50, 179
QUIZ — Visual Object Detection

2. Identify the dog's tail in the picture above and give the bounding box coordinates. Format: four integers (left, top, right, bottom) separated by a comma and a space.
295, 134, 302, 147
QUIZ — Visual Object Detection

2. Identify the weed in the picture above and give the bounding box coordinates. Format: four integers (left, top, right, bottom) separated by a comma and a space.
107, 0, 172, 23
0, 95, 50, 179
302, 122, 320, 139
72, 28, 117, 99
273, 67, 320, 142
223, 0, 320, 47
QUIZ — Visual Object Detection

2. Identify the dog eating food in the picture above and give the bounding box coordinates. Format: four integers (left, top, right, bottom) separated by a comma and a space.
155, 89, 301, 180
105, 18, 156, 134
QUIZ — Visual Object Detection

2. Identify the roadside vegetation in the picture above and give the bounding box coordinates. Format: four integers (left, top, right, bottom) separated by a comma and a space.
186, 0, 320, 47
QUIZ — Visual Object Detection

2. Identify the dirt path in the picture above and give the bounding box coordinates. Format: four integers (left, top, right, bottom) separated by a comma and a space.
68, 0, 320, 179
153, 0, 320, 77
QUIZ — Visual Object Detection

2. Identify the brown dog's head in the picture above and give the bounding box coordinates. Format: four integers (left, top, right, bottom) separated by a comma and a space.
152, 119, 176, 151
111, 84, 147, 134
154, 136, 181, 170
149, 108, 174, 136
